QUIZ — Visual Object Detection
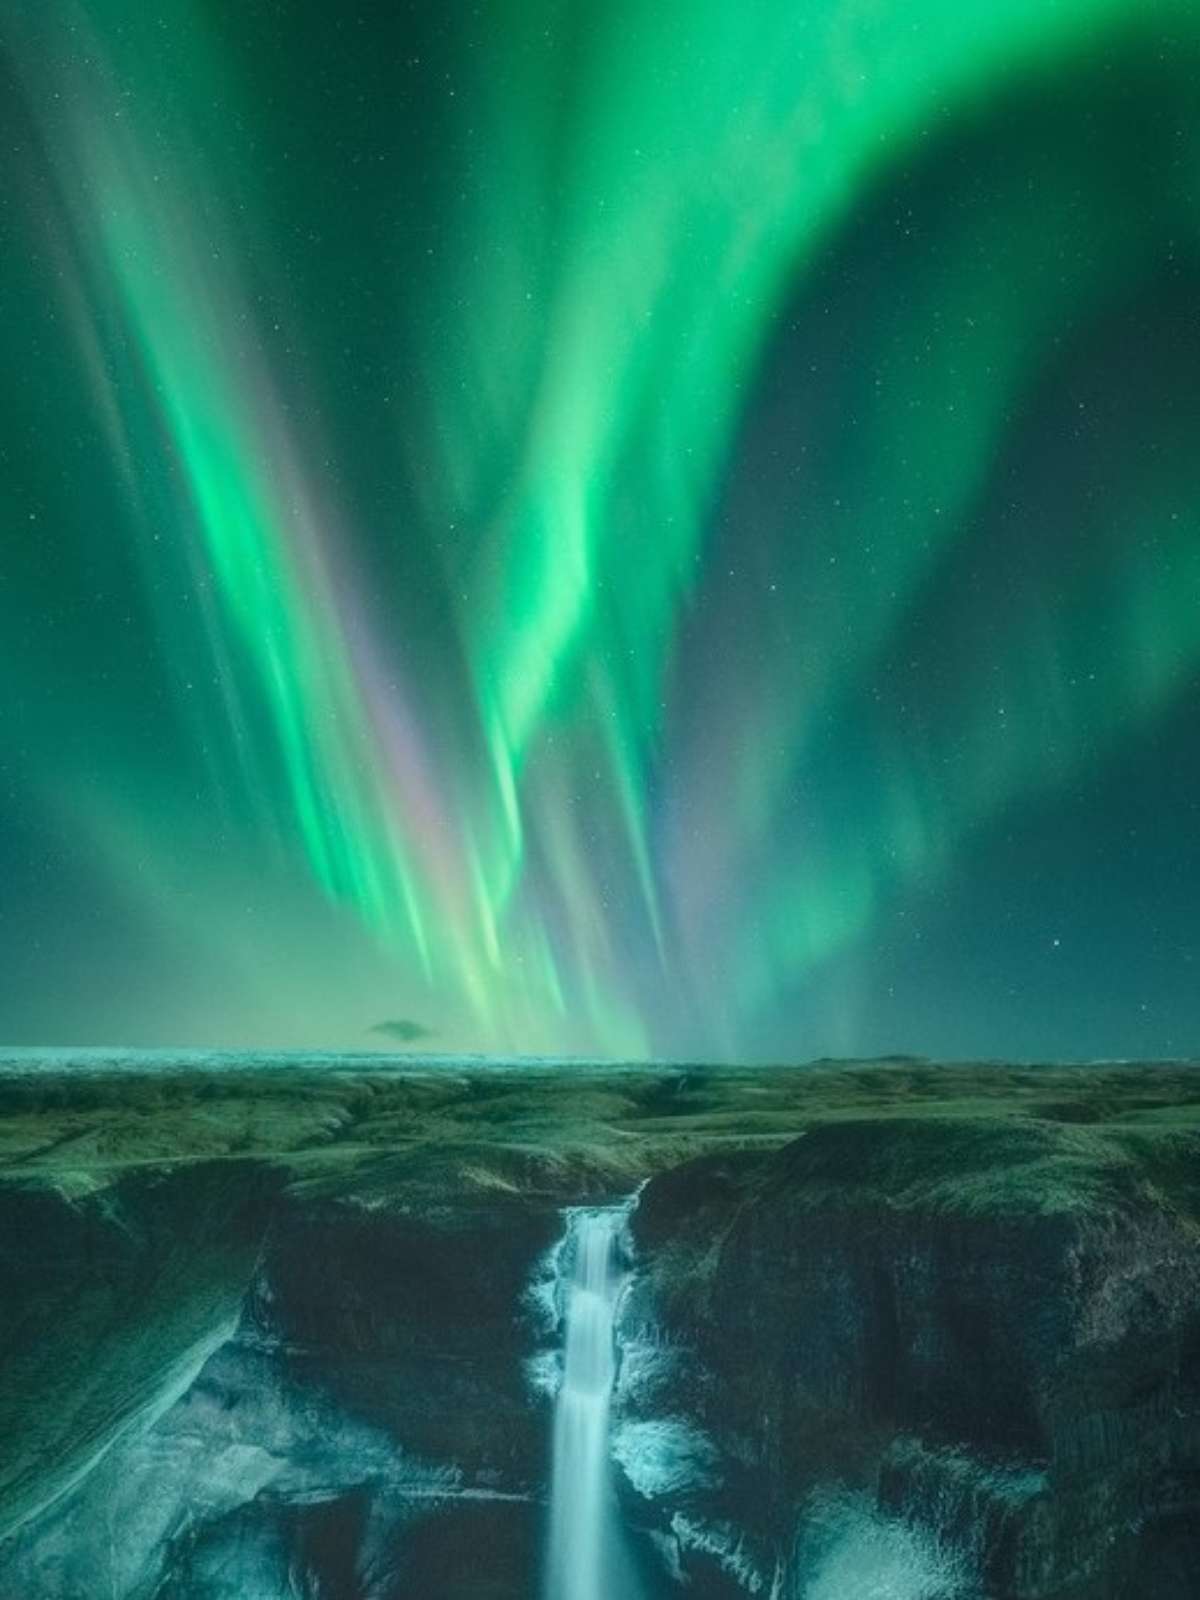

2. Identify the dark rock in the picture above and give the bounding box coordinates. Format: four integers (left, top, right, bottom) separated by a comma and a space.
0, 1160, 280, 1541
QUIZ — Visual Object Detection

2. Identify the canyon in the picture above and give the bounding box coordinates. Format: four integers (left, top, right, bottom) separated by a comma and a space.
0, 1056, 1197, 1597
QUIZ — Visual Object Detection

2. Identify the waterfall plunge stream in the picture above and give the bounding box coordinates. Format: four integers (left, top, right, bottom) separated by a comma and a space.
543, 1205, 640, 1600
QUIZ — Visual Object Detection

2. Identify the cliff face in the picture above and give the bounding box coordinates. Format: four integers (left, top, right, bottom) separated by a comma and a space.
0, 1182, 569, 1598
0, 1161, 278, 1543
621, 1119, 1200, 1598
0, 1062, 1198, 1598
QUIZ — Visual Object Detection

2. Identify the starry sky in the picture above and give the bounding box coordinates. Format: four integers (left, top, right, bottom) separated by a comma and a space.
1, 0, 1198, 1059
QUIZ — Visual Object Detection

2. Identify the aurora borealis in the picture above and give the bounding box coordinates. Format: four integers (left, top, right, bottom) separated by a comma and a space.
1, 0, 1198, 1059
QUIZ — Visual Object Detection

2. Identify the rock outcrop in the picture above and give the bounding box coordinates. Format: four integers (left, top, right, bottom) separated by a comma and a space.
0, 1161, 278, 1542
621, 1118, 1200, 1597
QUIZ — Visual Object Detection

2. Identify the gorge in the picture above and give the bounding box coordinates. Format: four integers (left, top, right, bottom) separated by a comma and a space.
0, 1055, 1198, 1597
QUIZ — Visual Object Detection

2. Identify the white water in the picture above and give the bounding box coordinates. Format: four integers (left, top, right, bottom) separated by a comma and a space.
799, 1491, 973, 1600
543, 1207, 638, 1600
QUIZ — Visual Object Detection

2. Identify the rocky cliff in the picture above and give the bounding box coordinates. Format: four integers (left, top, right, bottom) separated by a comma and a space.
621, 1116, 1200, 1597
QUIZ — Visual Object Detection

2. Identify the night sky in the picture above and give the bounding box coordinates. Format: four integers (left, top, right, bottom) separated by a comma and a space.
1, 0, 1198, 1059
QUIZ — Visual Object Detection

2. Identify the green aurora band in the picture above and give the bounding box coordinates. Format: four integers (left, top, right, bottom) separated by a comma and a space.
1, 0, 1198, 1055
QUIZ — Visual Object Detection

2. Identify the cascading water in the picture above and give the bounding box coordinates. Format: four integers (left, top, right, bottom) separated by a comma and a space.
543, 1205, 640, 1600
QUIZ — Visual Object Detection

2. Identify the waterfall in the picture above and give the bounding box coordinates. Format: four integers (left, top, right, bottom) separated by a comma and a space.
543, 1205, 639, 1600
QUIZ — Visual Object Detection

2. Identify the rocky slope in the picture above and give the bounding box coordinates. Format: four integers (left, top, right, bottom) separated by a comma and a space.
0, 1160, 279, 1542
